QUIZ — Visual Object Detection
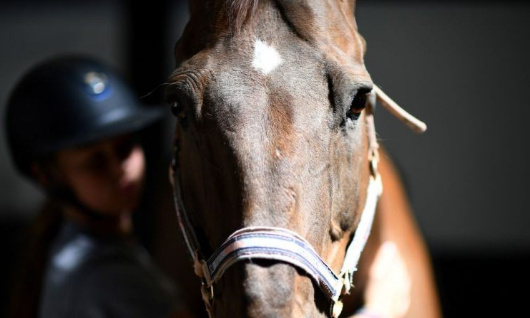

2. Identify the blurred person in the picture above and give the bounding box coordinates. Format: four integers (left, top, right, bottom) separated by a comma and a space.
5, 56, 190, 318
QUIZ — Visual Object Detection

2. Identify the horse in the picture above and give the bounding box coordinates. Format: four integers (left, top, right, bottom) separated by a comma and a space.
165, 0, 436, 317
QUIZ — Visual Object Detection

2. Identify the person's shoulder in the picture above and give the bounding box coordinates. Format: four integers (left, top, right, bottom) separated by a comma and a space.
64, 240, 183, 318
39, 230, 100, 318
42, 229, 179, 316
43, 227, 98, 291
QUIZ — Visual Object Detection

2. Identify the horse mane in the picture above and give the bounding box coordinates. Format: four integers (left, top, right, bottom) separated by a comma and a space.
222, 0, 259, 33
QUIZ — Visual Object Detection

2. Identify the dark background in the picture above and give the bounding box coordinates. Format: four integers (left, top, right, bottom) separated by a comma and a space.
1, 0, 529, 316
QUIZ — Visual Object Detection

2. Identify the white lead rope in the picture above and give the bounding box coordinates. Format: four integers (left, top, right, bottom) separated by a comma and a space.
373, 85, 427, 134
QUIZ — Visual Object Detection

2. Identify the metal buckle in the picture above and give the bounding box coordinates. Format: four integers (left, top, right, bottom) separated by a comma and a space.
201, 282, 215, 317
369, 148, 379, 178
201, 281, 214, 301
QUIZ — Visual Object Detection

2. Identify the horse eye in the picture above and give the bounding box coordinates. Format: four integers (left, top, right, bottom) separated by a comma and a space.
346, 89, 369, 120
171, 100, 186, 119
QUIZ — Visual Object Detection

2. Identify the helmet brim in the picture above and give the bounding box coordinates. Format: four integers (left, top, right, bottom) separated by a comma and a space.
36, 105, 166, 154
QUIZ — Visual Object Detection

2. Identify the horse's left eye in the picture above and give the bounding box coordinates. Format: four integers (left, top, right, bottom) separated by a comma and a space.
170, 100, 186, 119
346, 89, 369, 120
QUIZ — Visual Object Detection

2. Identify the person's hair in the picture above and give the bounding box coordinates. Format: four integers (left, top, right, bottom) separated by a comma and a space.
8, 199, 64, 318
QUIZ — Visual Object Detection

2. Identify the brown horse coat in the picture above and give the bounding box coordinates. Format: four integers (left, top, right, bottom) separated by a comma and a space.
162, 1, 441, 317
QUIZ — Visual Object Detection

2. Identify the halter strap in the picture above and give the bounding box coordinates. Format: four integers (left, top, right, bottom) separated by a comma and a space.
169, 86, 425, 317
204, 226, 340, 298
201, 173, 382, 297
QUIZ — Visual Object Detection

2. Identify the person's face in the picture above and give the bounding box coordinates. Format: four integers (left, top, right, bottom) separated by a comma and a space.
55, 134, 145, 215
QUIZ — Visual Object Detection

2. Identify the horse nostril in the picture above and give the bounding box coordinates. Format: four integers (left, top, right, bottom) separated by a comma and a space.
346, 88, 370, 120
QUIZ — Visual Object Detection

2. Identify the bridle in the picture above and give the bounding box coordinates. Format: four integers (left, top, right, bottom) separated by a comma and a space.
169, 85, 426, 317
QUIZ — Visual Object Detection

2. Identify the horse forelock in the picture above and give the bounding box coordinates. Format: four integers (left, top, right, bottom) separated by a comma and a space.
223, 0, 259, 33
195, 0, 357, 38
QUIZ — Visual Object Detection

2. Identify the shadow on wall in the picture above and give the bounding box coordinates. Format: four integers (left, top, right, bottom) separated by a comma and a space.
433, 253, 530, 316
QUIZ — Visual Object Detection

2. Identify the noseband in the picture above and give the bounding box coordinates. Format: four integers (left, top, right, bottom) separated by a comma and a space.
169, 86, 426, 317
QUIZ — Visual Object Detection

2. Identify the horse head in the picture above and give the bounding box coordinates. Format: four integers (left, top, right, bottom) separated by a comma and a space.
168, 1, 379, 316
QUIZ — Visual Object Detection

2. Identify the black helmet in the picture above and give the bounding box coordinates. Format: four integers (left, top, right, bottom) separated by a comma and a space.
5, 55, 165, 178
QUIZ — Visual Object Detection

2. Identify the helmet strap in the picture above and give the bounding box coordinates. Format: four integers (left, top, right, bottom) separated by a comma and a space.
33, 160, 116, 222
47, 185, 115, 221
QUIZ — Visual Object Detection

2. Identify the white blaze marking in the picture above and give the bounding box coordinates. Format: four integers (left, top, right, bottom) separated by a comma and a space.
252, 39, 282, 74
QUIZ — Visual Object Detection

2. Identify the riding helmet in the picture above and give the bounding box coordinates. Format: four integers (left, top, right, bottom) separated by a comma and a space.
5, 55, 165, 178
